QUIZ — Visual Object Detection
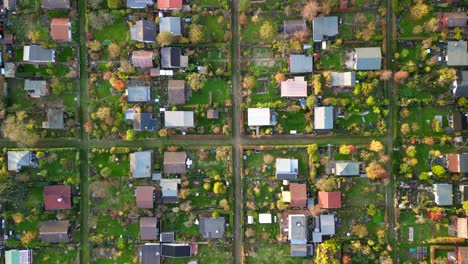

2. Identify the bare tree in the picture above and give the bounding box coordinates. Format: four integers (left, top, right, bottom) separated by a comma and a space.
301, 0, 321, 21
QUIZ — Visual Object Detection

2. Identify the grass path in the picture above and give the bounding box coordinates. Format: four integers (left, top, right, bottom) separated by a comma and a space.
78, 0, 90, 261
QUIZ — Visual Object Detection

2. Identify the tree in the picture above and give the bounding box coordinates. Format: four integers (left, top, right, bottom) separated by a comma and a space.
458, 97, 468, 107
0, 179, 26, 204
308, 204, 324, 217
240, 0, 251, 11
311, 75, 322, 95
263, 154, 274, 164
1, 113, 39, 147
189, 24, 204, 43
88, 40, 102, 52
342, 255, 352, 264
431, 165, 446, 178
454, 27, 463, 40
219, 199, 230, 210
367, 204, 376, 216
293, 29, 311, 43
301, 0, 321, 21
418, 172, 431, 182
12, 213, 24, 224
316, 177, 337, 192
27, 30, 42, 43
339, 145, 352, 155
203, 182, 211, 191
366, 161, 388, 180
88, 11, 114, 31
412, 25, 423, 35
259, 21, 276, 39
424, 18, 438, 33
88, 0, 103, 9
245, 228, 255, 238
21, 231, 37, 246
213, 181, 227, 194
369, 140, 384, 152
352, 224, 368, 238
400, 123, 410, 135
393, 70, 409, 83
186, 72, 207, 92
380, 70, 392, 80
156, 31, 174, 47
274, 72, 286, 84
410, 0, 429, 20
107, 0, 121, 9
126, 130, 135, 140
242, 75, 256, 90
438, 68, 457, 86
315, 239, 341, 264
212, 210, 220, 219
306, 95, 315, 110
100, 167, 112, 177
95, 107, 112, 121
239, 13, 248, 26
116, 237, 126, 249
108, 43, 121, 59
427, 207, 443, 221
112, 79, 125, 91
118, 60, 135, 74
159, 128, 168, 137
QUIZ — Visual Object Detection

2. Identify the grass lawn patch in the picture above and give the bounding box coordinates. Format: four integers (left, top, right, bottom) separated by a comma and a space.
17, 148, 80, 183
165, 244, 233, 264
187, 78, 229, 105
15, 64, 69, 78
400, 106, 453, 137
93, 15, 129, 42
200, 15, 226, 43
34, 246, 78, 263
90, 151, 130, 178
277, 110, 307, 133
56, 47, 74, 63
316, 48, 345, 70
242, 17, 282, 43
245, 243, 309, 264
397, 12, 433, 38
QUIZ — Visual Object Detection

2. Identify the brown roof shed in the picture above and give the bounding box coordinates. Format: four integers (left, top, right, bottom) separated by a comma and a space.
51, 18, 71, 42
317, 191, 341, 209
167, 80, 185, 105
290, 183, 307, 208
163, 151, 186, 174
135, 186, 155, 208
140, 217, 158, 240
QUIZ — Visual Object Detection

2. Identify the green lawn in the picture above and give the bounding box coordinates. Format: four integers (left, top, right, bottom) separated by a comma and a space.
91, 152, 130, 178
165, 244, 233, 264
197, 0, 228, 5
397, 12, 433, 38
242, 17, 282, 43
34, 246, 79, 264
93, 15, 129, 42
245, 243, 309, 264
277, 110, 307, 133
200, 16, 226, 43
187, 78, 229, 106
243, 148, 309, 180
400, 106, 452, 137
18, 149, 80, 183
399, 211, 449, 244
57, 47, 74, 63
15, 64, 70, 78
316, 47, 344, 71
412, 144, 454, 176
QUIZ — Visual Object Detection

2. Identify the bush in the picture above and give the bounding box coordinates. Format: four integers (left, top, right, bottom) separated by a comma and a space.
100, 167, 112, 177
